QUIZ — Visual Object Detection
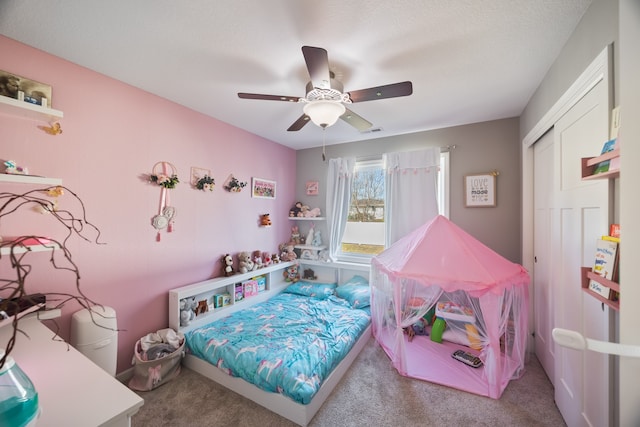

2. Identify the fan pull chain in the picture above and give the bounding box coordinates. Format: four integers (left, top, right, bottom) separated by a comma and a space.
322, 128, 326, 161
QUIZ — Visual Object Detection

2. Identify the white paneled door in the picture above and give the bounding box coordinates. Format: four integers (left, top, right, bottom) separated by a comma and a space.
551, 78, 612, 427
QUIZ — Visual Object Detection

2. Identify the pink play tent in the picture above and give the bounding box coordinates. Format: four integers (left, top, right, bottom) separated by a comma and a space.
371, 215, 529, 399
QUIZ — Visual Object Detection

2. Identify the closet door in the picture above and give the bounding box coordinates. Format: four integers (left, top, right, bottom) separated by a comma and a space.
552, 78, 611, 427
533, 129, 555, 382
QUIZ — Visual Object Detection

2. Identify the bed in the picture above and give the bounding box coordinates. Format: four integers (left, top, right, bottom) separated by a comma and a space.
168, 261, 372, 426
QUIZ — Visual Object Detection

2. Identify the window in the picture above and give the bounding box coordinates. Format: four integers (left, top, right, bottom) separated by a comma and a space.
338, 152, 449, 262
340, 160, 386, 258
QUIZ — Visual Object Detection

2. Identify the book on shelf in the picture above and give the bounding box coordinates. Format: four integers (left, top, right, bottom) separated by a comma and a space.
593, 160, 610, 174
610, 223, 620, 239
600, 138, 617, 154
588, 237, 619, 299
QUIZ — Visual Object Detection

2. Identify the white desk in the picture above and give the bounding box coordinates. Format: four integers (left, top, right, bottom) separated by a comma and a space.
0, 315, 144, 427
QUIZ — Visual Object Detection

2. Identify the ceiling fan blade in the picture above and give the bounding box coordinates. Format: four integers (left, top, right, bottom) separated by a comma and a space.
287, 114, 310, 131
348, 81, 413, 103
238, 93, 300, 102
302, 46, 331, 90
340, 108, 373, 131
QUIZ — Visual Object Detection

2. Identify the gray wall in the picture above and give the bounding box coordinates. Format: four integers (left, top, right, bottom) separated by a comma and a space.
295, 117, 522, 263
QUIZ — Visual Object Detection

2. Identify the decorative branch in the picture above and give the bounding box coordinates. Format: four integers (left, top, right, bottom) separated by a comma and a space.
0, 186, 106, 369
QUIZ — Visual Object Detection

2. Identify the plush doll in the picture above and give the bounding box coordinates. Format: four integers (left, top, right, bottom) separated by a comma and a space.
271, 253, 281, 264
252, 250, 264, 269
260, 214, 272, 227
298, 205, 310, 217
222, 254, 235, 276
279, 243, 297, 262
237, 251, 255, 274
289, 201, 303, 217
311, 230, 322, 247
304, 207, 321, 218
262, 251, 272, 267
290, 226, 301, 245
283, 264, 299, 282
180, 297, 197, 327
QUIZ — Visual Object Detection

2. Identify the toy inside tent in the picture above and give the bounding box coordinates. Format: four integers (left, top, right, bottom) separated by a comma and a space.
370, 215, 530, 399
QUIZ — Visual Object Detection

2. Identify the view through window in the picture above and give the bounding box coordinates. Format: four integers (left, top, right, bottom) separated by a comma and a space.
340, 153, 449, 259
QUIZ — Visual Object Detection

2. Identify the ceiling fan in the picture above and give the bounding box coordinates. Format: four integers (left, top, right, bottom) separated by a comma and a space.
238, 46, 413, 132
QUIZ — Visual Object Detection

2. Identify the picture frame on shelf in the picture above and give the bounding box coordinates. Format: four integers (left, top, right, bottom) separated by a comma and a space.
0, 70, 52, 107
464, 173, 497, 207
251, 177, 276, 199
306, 180, 319, 196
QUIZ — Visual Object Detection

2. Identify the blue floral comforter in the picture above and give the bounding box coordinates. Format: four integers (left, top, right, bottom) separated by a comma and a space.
185, 292, 371, 404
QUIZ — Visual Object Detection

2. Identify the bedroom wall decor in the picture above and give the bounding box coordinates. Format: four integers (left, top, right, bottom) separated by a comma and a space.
306, 180, 319, 196
464, 171, 498, 207
190, 167, 214, 191
149, 161, 179, 241
251, 177, 276, 199
223, 174, 247, 192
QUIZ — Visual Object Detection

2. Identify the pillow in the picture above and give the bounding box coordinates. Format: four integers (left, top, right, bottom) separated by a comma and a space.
284, 281, 337, 299
344, 275, 369, 286
335, 283, 371, 309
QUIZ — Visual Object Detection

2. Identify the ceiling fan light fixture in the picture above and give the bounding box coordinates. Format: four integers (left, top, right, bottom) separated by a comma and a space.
303, 100, 346, 128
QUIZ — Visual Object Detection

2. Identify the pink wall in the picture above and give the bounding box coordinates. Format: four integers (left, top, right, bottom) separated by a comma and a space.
0, 36, 296, 372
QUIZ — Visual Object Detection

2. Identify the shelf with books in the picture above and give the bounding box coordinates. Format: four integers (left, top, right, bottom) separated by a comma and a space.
580, 266, 619, 311
581, 148, 620, 180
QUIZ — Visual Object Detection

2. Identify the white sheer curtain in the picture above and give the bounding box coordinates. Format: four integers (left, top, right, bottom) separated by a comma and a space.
384, 148, 440, 246
326, 157, 355, 261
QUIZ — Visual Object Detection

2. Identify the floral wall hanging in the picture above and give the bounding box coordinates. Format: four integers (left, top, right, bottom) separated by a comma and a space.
191, 167, 215, 192
223, 174, 247, 192
149, 161, 178, 241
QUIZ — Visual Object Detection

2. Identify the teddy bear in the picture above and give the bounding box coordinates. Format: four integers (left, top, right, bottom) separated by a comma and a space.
180, 297, 197, 326
304, 207, 321, 218
279, 243, 297, 262
237, 251, 255, 274
298, 205, 310, 217
252, 250, 263, 269
222, 254, 234, 276
262, 251, 272, 267
271, 253, 281, 264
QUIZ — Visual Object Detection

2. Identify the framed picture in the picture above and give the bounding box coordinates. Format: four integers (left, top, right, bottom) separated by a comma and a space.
464, 173, 496, 207
252, 177, 276, 199
0, 70, 52, 107
306, 180, 319, 196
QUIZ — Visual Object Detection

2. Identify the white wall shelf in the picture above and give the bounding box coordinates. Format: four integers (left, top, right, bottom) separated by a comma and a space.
289, 217, 325, 221
0, 173, 62, 186
0, 95, 63, 121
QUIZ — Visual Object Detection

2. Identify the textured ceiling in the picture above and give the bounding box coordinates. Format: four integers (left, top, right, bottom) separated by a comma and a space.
0, 0, 592, 149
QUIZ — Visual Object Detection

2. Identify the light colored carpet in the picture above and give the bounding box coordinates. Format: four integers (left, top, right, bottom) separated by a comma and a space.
132, 338, 566, 426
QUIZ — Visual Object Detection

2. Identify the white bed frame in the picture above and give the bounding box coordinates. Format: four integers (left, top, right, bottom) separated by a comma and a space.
168, 260, 371, 426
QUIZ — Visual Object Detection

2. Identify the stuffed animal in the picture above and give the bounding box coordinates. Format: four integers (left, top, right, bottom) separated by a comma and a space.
260, 214, 272, 227
238, 251, 255, 274
262, 251, 272, 267
311, 230, 323, 247
271, 253, 281, 264
303, 268, 317, 280
252, 250, 264, 269
289, 202, 303, 217
283, 264, 299, 282
290, 226, 301, 245
180, 297, 197, 326
298, 205, 310, 217
222, 254, 235, 276
279, 243, 297, 262
304, 207, 321, 218
305, 223, 315, 245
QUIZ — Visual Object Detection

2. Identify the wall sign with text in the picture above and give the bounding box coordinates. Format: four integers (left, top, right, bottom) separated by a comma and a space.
464, 173, 496, 207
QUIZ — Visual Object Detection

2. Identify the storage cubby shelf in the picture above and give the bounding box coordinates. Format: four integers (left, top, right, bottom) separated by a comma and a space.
0, 95, 63, 121
580, 266, 619, 311
168, 261, 295, 333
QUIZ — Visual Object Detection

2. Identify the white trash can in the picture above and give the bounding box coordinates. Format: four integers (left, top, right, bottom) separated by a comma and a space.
70, 306, 118, 376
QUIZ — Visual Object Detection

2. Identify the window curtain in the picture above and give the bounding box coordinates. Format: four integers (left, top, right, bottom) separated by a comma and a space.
383, 148, 440, 247
326, 157, 355, 261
